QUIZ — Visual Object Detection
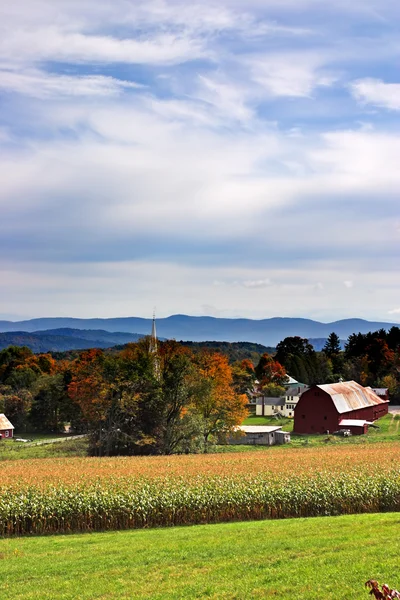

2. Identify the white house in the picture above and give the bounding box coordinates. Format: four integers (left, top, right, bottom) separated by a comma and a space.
256, 397, 285, 417
255, 382, 309, 418
283, 383, 309, 418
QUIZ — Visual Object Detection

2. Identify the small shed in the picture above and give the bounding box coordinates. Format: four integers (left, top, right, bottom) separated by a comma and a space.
231, 425, 289, 446
0, 414, 14, 439
337, 418, 372, 435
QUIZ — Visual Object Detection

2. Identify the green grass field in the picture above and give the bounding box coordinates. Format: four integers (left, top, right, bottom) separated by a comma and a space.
243, 413, 400, 447
0, 513, 398, 599
0, 437, 88, 460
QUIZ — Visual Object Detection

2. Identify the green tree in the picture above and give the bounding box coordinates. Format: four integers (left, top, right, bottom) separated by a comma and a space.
323, 332, 341, 356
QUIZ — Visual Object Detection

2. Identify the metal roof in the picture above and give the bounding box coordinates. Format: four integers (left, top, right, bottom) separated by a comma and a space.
0, 414, 14, 430
339, 419, 372, 427
316, 381, 388, 414
257, 397, 284, 406
238, 425, 283, 434
285, 375, 299, 385
285, 384, 308, 397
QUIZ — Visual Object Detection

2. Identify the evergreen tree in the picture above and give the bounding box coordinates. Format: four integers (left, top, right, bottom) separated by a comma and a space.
323, 332, 341, 356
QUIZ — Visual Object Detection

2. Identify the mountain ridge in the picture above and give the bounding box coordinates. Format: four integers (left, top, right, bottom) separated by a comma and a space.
0, 315, 398, 346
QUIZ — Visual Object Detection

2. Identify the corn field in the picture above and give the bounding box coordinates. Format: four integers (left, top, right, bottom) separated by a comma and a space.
1, 444, 400, 536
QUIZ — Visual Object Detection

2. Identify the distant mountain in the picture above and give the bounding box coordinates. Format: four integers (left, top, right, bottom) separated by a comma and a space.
0, 315, 398, 347
0, 329, 143, 353
308, 338, 346, 351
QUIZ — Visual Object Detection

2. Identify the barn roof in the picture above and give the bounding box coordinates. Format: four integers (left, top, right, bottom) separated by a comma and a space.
238, 425, 283, 434
316, 381, 388, 414
0, 414, 14, 430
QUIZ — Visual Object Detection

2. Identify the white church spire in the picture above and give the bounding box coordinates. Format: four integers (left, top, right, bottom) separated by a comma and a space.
149, 309, 158, 354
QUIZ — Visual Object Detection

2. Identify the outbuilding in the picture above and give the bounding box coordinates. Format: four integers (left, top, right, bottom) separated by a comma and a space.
0, 414, 14, 439
231, 425, 290, 446
294, 380, 389, 435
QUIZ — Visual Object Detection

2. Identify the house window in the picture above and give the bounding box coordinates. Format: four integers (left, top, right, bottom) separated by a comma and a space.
324, 416, 327, 421
281, 405, 284, 410
5, 430, 9, 437
289, 412, 292, 417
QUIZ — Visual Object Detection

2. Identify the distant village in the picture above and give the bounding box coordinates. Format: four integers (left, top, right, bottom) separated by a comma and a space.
0, 320, 399, 453
235, 377, 389, 446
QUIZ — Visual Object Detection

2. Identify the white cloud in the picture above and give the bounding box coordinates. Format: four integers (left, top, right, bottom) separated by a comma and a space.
245, 53, 337, 98
351, 78, 400, 111
1, 0, 400, 321
0, 68, 142, 98
343, 280, 354, 288
241, 279, 272, 288
196, 75, 254, 123
0, 29, 206, 67
388, 308, 400, 315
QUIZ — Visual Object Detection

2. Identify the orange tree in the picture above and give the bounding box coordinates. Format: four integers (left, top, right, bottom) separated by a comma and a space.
193, 351, 248, 452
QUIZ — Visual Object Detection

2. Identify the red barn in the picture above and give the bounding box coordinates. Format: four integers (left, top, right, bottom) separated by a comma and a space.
294, 381, 389, 435
0, 414, 14, 439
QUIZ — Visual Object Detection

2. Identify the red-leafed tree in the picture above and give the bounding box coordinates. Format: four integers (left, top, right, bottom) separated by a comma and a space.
255, 353, 287, 387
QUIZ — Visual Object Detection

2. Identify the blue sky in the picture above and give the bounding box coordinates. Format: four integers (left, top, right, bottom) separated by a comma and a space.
0, 0, 399, 323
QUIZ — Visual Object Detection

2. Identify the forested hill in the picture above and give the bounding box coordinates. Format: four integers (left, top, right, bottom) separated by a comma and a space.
0, 315, 398, 346
0, 329, 143, 352
177, 341, 274, 364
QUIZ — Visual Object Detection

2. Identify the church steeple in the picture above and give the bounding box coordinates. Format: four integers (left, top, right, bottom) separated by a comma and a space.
149, 310, 158, 354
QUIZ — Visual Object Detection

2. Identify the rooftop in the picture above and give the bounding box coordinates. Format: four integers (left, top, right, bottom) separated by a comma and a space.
0, 414, 14, 430
238, 425, 283, 434
339, 419, 373, 427
316, 381, 388, 414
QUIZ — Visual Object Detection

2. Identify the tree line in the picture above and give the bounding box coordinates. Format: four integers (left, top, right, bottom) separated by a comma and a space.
1, 326, 399, 454
0, 340, 248, 455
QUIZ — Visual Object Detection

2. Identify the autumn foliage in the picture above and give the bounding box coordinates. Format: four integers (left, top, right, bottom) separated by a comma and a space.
65, 340, 248, 455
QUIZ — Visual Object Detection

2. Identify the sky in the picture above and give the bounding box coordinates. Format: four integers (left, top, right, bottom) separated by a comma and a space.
1, 0, 400, 323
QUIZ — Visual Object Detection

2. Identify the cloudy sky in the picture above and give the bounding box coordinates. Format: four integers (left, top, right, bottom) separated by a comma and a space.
1, 0, 400, 323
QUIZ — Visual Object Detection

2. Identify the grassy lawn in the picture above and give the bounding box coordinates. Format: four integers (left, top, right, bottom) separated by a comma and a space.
0, 513, 398, 599
0, 437, 88, 460
0, 414, 398, 460
242, 413, 400, 447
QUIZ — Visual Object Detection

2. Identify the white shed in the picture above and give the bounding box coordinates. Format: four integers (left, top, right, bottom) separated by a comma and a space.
231, 425, 290, 446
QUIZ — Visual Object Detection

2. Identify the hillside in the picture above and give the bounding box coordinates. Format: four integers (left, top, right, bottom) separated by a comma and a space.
177, 340, 274, 363
0, 329, 143, 352
0, 315, 398, 346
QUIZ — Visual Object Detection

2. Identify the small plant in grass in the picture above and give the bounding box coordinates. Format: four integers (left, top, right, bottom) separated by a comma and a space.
365, 580, 400, 599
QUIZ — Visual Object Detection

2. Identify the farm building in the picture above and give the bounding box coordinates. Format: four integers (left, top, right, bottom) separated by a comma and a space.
294, 381, 389, 435
231, 425, 291, 446
371, 388, 389, 402
0, 414, 14, 439
256, 397, 285, 417
255, 382, 309, 418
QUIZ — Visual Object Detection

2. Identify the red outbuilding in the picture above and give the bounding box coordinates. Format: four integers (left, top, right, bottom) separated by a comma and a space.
0, 414, 14, 439
294, 381, 389, 435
